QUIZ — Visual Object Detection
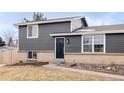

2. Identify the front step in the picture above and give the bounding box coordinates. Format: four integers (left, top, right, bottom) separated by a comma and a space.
54, 59, 65, 64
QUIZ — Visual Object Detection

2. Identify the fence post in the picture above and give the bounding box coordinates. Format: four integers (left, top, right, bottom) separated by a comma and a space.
0, 52, 1, 64
11, 51, 12, 64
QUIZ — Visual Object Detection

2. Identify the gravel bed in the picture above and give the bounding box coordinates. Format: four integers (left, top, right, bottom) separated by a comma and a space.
57, 62, 124, 76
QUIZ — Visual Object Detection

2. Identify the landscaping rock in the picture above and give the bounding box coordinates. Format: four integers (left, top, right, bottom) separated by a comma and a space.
70, 63, 77, 67
58, 62, 124, 76
106, 66, 111, 70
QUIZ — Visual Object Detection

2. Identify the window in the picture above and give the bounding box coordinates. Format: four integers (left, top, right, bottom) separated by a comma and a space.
28, 51, 37, 60
82, 35, 105, 53
27, 25, 38, 38
94, 35, 104, 52
83, 36, 92, 52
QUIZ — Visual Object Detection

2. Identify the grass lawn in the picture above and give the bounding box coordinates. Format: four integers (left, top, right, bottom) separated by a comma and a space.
0, 65, 115, 81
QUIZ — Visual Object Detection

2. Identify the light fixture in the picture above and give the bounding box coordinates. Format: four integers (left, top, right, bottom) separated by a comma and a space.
66, 39, 70, 44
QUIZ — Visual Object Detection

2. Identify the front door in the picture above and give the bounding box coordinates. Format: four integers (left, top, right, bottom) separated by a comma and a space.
56, 38, 64, 59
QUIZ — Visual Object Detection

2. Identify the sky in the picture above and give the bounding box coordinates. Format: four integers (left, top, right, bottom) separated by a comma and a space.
1, 12, 124, 40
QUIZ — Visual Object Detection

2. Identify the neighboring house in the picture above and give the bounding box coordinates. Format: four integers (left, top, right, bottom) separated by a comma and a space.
15, 16, 124, 64
0, 46, 17, 52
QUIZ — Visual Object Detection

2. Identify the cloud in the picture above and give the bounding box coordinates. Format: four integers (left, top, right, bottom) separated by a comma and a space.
85, 13, 122, 26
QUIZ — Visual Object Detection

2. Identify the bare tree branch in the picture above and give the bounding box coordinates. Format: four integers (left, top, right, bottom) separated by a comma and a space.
2, 30, 17, 47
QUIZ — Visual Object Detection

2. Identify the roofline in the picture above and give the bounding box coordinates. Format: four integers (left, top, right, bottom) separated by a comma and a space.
15, 16, 84, 26
87, 23, 124, 28
50, 29, 124, 36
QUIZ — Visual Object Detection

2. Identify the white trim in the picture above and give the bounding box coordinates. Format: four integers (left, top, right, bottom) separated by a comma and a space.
27, 59, 37, 61
70, 20, 73, 32
104, 34, 106, 53
27, 25, 39, 39
15, 16, 84, 26
81, 35, 83, 53
92, 35, 94, 53
17, 26, 19, 51
55, 37, 65, 60
78, 29, 96, 32
50, 29, 124, 37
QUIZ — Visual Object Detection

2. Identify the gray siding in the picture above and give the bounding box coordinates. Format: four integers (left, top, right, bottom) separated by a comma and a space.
106, 33, 124, 53
19, 22, 70, 51
65, 36, 81, 53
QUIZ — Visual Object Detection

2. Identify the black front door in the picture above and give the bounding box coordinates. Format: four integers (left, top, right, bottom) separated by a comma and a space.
56, 38, 64, 59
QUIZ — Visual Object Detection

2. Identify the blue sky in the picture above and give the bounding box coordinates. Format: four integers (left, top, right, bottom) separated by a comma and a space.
1, 12, 124, 40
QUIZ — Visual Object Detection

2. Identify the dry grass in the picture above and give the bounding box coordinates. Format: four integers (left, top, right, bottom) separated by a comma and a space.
0, 65, 114, 81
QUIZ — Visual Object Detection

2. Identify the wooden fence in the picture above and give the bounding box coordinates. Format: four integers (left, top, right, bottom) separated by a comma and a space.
0, 51, 19, 64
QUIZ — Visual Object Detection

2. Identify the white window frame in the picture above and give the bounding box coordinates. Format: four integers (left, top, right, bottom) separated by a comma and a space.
27, 51, 37, 60
82, 35, 93, 53
27, 25, 39, 38
81, 34, 106, 53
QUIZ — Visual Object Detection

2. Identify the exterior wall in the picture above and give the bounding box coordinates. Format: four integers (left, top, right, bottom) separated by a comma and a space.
1, 50, 124, 65
18, 52, 27, 62
65, 36, 81, 53
37, 52, 54, 62
71, 18, 83, 31
106, 33, 124, 53
0, 50, 54, 64
18, 50, 54, 63
18, 52, 54, 63
19, 21, 71, 51
65, 53, 124, 65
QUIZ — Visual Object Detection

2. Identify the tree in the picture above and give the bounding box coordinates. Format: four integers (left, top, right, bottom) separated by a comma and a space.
2, 30, 16, 47
33, 12, 47, 21
0, 37, 5, 47
8, 37, 14, 46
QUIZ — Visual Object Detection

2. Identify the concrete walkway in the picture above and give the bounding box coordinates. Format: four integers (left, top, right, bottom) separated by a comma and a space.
44, 64, 124, 80
0, 64, 6, 67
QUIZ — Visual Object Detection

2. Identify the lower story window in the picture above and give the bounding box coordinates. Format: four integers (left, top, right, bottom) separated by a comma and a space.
82, 35, 105, 53
28, 51, 37, 60
83, 45, 92, 52
94, 35, 104, 52
94, 44, 104, 52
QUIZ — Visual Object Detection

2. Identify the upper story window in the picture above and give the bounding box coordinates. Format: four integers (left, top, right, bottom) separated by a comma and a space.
82, 35, 105, 53
27, 25, 38, 38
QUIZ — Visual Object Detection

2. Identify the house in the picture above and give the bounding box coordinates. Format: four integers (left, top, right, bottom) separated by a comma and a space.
15, 16, 124, 64
0, 46, 17, 52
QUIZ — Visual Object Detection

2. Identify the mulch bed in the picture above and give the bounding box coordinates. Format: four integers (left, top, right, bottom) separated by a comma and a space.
7, 62, 49, 66
57, 62, 124, 76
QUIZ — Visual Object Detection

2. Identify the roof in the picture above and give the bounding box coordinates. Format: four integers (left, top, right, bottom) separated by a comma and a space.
77, 24, 124, 31
50, 29, 124, 36
50, 24, 124, 36
15, 16, 85, 26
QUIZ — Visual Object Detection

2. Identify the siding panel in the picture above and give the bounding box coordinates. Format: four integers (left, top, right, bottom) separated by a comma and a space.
19, 22, 70, 50
71, 19, 83, 31
65, 36, 81, 53
106, 33, 124, 53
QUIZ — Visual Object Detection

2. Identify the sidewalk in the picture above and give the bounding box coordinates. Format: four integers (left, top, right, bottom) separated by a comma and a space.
0, 64, 6, 67
44, 64, 124, 80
